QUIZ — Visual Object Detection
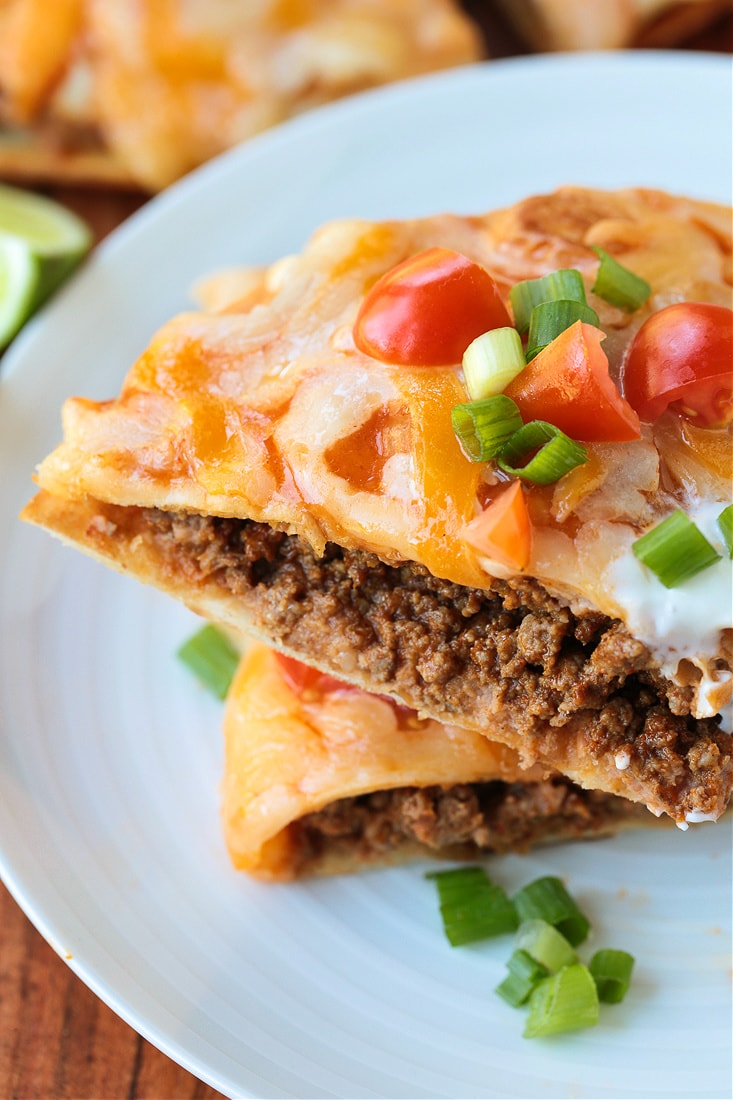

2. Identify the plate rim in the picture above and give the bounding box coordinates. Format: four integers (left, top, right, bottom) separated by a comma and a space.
1, 49, 732, 1100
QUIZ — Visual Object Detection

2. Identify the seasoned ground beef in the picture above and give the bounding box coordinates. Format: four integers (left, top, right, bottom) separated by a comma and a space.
133, 508, 731, 820
292, 778, 645, 872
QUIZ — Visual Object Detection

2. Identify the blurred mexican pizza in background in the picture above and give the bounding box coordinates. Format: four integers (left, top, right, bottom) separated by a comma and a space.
0, 0, 482, 190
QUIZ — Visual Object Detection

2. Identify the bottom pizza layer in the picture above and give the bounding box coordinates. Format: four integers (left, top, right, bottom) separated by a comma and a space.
222, 643, 654, 879
282, 780, 649, 880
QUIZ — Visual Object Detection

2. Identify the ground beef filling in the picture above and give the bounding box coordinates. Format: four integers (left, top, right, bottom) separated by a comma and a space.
293, 778, 642, 871
136, 508, 730, 817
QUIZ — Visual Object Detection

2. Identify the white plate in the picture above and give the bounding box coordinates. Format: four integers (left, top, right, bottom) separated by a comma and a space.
1, 53, 731, 1100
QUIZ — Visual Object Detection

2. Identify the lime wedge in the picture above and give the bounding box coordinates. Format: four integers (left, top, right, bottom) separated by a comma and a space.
0, 183, 92, 256
0, 237, 41, 350
0, 183, 92, 349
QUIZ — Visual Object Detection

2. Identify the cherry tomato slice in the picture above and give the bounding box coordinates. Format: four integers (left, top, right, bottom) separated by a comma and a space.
622, 302, 733, 427
353, 247, 511, 366
504, 321, 641, 442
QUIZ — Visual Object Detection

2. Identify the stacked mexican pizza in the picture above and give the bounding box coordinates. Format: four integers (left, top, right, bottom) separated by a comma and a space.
23, 186, 733, 876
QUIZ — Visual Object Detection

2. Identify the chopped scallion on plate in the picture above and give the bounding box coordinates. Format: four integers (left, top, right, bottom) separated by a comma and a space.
495, 948, 549, 1007
177, 624, 240, 700
426, 866, 518, 946
514, 918, 578, 973
427, 866, 635, 1039
513, 876, 590, 946
523, 963, 599, 1038
588, 949, 635, 1004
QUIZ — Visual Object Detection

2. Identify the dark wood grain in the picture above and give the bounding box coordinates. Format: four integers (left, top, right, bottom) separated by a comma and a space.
0, 884, 224, 1100
1, 6, 731, 1097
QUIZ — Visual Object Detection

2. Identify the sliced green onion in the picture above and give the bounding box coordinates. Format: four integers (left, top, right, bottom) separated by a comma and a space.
591, 246, 651, 312
497, 420, 588, 484
525, 299, 600, 361
510, 269, 587, 335
426, 866, 518, 946
495, 948, 549, 1007
523, 964, 599, 1038
632, 510, 721, 588
512, 876, 590, 947
462, 326, 526, 401
451, 394, 523, 462
717, 504, 733, 558
177, 624, 240, 700
588, 949, 635, 1004
514, 919, 578, 973
426, 866, 487, 896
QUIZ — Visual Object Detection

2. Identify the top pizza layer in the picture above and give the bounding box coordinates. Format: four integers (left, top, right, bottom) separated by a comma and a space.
33, 186, 732, 726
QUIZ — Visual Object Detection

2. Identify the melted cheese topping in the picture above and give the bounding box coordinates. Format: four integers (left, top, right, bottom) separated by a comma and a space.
35, 187, 733, 722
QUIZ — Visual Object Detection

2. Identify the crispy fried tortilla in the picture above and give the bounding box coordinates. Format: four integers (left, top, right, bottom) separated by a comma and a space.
23, 186, 733, 825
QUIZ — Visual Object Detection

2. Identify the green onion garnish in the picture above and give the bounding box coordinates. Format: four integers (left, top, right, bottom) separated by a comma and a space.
462, 326, 526, 401
588, 949, 635, 1004
497, 420, 588, 485
514, 919, 578, 973
177, 624, 240, 700
451, 394, 523, 462
512, 876, 590, 947
495, 948, 549, 1007
717, 504, 733, 558
523, 964, 600, 1038
426, 867, 637, 1040
591, 246, 651, 312
525, 299, 600, 361
632, 510, 721, 588
510, 269, 587, 335
426, 866, 518, 946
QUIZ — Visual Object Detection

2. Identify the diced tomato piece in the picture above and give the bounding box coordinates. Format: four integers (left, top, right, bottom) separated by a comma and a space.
353, 247, 511, 366
274, 652, 350, 697
504, 321, 640, 442
622, 302, 733, 427
461, 480, 532, 572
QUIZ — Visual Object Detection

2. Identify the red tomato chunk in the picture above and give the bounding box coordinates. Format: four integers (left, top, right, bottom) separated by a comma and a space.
353, 247, 511, 366
622, 302, 733, 427
504, 322, 640, 443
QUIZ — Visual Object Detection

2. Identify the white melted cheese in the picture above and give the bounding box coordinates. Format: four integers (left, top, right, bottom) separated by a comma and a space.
606, 500, 733, 731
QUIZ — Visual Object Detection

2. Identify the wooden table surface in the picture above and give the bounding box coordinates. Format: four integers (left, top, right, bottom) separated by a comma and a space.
1, 7, 731, 1098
